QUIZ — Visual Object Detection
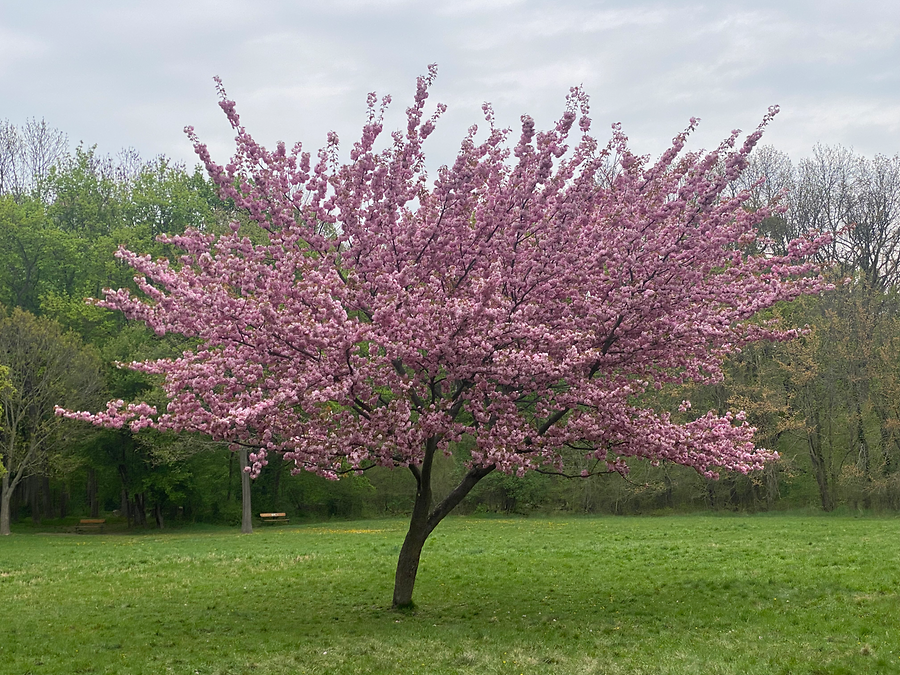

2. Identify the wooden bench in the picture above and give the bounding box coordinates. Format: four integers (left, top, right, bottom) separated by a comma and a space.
75, 518, 106, 533
259, 512, 289, 525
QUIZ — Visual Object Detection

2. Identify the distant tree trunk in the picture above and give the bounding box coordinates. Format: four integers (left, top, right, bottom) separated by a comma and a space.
226, 450, 235, 502
133, 492, 147, 526
0, 473, 11, 535
879, 423, 894, 476
153, 501, 164, 529
59, 482, 69, 519
87, 467, 99, 518
704, 479, 716, 510
727, 476, 740, 510
854, 402, 872, 509
28, 474, 40, 524
239, 447, 252, 534
117, 462, 131, 525
272, 454, 283, 507
42, 474, 53, 520
854, 401, 870, 472
392, 437, 494, 608
663, 469, 674, 509
120, 487, 129, 521
10, 481, 21, 525
763, 462, 780, 509
808, 424, 835, 512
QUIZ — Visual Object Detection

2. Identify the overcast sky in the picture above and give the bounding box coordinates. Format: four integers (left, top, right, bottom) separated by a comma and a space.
2, 0, 898, 173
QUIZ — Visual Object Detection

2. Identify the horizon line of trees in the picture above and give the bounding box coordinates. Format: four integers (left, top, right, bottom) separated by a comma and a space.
1, 117, 900, 530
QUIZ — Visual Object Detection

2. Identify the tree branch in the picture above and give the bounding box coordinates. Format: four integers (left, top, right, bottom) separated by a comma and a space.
426, 464, 496, 534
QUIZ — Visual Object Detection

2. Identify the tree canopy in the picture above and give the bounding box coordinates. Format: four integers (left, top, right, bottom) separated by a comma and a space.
62, 68, 828, 605
1, 308, 102, 534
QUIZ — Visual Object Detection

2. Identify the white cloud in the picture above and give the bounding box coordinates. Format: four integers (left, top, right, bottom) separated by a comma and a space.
0, 0, 896, 168
0, 26, 47, 76
435, 0, 527, 17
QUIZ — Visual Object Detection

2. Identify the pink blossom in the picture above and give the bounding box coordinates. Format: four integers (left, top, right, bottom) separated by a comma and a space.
60, 68, 827, 483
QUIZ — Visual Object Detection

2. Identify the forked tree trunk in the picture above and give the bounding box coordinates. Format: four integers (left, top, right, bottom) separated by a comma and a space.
239, 447, 253, 534
2, 460, 31, 535
133, 492, 147, 526
393, 460, 434, 608
392, 437, 495, 608
807, 425, 834, 512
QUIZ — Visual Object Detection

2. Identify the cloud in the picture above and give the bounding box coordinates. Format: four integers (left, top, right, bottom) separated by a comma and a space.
0, 25, 48, 77
0, 0, 896, 169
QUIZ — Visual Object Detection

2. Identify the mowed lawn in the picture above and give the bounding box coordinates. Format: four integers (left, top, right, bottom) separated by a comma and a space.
1, 515, 899, 675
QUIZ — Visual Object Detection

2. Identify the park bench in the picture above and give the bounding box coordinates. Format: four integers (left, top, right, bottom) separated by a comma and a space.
259, 512, 289, 525
75, 518, 106, 533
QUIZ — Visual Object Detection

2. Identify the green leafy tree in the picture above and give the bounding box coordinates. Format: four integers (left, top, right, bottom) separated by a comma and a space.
0, 196, 81, 314
0, 309, 102, 534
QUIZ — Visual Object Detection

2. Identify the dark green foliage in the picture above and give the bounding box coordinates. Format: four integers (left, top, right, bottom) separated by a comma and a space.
467, 470, 554, 514
0, 142, 231, 529
0, 196, 73, 313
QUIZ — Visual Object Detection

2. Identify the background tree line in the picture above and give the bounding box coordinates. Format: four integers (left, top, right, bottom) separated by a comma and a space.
1, 117, 899, 529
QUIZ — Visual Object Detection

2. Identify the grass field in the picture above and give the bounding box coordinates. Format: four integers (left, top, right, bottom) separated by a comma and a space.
1, 514, 899, 674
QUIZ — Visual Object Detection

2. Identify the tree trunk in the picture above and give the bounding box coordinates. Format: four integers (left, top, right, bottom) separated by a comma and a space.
273, 454, 283, 506
808, 427, 834, 512
764, 462, 780, 509
663, 469, 674, 509
10, 483, 20, 525
880, 423, 894, 476
0, 473, 12, 535
239, 447, 253, 534
87, 467, 99, 518
392, 437, 495, 608
227, 450, 235, 502
42, 474, 53, 520
133, 492, 147, 526
393, 450, 435, 608
117, 463, 131, 526
154, 501, 164, 529
28, 474, 40, 524
60, 482, 69, 519
854, 402, 872, 509
856, 406, 870, 476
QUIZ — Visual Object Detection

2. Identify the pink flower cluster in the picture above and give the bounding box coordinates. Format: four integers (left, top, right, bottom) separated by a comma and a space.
59, 66, 827, 480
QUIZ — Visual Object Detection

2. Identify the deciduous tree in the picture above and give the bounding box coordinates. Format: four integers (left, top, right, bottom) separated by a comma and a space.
736, 146, 900, 511
62, 69, 827, 605
1, 309, 102, 534
0, 118, 68, 200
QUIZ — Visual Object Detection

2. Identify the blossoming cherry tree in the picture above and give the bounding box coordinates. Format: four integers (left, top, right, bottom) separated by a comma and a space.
62, 67, 825, 607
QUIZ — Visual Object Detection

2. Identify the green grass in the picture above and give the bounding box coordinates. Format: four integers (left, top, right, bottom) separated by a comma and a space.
1, 515, 899, 674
